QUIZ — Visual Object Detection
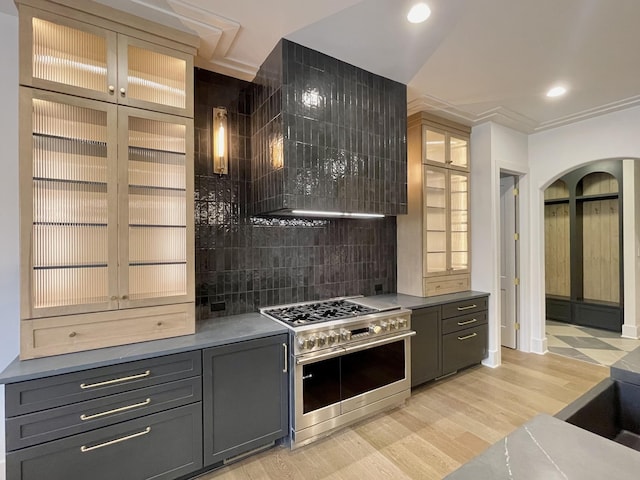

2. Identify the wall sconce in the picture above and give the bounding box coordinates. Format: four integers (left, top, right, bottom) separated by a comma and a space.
213, 107, 228, 175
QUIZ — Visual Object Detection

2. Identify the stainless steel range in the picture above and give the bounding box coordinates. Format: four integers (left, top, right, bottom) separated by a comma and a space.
260, 296, 415, 448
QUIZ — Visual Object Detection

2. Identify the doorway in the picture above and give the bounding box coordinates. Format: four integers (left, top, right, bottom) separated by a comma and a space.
500, 173, 519, 349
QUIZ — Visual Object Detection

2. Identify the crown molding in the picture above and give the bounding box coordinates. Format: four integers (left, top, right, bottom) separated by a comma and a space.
132, 0, 258, 80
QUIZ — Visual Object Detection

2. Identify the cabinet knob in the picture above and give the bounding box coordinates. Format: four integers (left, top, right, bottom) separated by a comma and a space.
157, 321, 163, 327
108, 85, 115, 94
69, 331, 77, 338
110, 295, 118, 301
120, 87, 126, 96
121, 295, 129, 300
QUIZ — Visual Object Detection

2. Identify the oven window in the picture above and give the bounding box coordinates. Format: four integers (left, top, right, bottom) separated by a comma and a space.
302, 357, 341, 414
341, 340, 405, 400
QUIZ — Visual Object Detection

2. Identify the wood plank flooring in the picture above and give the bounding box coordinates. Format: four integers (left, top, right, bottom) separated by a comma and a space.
199, 348, 609, 480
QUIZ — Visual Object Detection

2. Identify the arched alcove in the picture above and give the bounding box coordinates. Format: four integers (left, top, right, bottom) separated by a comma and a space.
543, 161, 623, 331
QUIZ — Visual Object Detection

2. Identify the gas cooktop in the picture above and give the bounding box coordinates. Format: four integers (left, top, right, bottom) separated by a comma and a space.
261, 298, 379, 327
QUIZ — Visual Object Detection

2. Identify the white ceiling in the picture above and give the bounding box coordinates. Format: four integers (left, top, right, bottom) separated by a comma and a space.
93, 0, 640, 133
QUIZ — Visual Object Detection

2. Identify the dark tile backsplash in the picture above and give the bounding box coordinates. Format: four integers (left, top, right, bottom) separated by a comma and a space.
194, 68, 398, 319
251, 39, 407, 216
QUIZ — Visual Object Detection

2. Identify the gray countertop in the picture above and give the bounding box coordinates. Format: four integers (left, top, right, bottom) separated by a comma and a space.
611, 345, 640, 385
0, 313, 287, 384
445, 414, 640, 480
370, 291, 489, 310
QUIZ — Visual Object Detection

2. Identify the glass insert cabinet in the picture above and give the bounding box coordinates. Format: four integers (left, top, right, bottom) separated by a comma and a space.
397, 112, 471, 297
17, 1, 197, 359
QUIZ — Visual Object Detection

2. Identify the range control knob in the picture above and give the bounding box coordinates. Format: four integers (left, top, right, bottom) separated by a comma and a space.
398, 318, 408, 328
340, 328, 351, 341
369, 324, 382, 334
317, 333, 327, 347
307, 335, 317, 348
327, 331, 338, 345
389, 319, 398, 330
297, 336, 309, 350
380, 321, 389, 332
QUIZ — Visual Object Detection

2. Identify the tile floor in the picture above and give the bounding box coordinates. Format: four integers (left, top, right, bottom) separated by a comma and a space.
546, 320, 640, 366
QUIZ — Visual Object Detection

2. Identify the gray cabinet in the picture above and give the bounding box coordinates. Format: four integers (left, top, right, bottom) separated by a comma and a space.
411, 294, 488, 387
203, 334, 289, 467
411, 307, 441, 386
5, 352, 203, 480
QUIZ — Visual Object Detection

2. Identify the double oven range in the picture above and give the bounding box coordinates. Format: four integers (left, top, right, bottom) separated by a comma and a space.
261, 297, 415, 448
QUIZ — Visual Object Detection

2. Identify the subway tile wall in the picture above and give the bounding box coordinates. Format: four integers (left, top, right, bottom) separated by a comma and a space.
195, 68, 397, 319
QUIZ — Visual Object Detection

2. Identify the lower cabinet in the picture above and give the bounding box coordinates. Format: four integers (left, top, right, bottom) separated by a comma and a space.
202, 334, 289, 467
411, 294, 488, 387
7, 404, 203, 480
411, 307, 441, 386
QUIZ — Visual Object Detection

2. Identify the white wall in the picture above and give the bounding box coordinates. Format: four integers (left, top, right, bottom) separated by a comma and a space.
0, 8, 20, 479
471, 122, 529, 366
528, 106, 640, 349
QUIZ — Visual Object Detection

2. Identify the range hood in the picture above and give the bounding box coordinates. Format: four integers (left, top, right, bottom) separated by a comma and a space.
251, 39, 407, 218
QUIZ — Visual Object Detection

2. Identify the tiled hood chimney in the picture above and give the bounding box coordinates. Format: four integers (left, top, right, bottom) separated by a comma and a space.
251, 39, 407, 217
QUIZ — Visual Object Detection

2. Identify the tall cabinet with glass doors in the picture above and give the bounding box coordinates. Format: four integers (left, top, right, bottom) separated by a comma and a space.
397, 112, 471, 297
17, 1, 198, 359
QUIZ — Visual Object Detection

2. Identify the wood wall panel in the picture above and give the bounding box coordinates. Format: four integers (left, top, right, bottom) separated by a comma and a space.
544, 179, 569, 200
582, 199, 619, 303
581, 172, 618, 195
544, 203, 570, 296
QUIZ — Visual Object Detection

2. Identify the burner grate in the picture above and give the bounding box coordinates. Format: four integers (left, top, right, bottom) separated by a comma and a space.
265, 299, 377, 327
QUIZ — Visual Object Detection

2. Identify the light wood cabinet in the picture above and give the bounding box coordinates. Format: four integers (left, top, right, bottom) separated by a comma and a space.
17, 0, 198, 359
19, 4, 194, 117
398, 113, 471, 297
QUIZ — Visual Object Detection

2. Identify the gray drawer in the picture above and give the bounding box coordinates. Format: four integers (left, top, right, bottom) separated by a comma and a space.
442, 311, 488, 335
5, 351, 201, 416
442, 324, 488, 375
6, 403, 203, 480
6, 377, 202, 451
442, 297, 488, 319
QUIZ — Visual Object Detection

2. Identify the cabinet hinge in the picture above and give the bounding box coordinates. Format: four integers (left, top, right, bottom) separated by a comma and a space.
514, 277, 520, 286
515, 322, 520, 331
513, 188, 519, 196
514, 233, 519, 241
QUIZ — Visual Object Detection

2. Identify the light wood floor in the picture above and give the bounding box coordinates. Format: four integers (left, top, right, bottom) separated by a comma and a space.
200, 348, 608, 480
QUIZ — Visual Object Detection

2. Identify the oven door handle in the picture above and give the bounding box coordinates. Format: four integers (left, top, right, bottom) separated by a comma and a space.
342, 331, 416, 354
295, 347, 347, 365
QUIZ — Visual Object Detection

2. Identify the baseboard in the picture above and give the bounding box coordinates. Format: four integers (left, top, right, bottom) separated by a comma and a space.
531, 336, 548, 355
622, 324, 640, 339
481, 348, 501, 368
0, 457, 6, 480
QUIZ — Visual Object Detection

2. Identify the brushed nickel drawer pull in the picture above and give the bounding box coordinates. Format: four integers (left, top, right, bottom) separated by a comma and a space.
282, 343, 288, 373
457, 304, 477, 311
80, 398, 151, 421
80, 427, 151, 453
457, 318, 477, 326
458, 332, 478, 341
80, 370, 151, 389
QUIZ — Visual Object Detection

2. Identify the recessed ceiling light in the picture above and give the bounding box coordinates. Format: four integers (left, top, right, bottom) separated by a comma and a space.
546, 86, 567, 98
407, 3, 431, 23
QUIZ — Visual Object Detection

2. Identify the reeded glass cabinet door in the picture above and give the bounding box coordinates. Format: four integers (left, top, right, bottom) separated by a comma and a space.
449, 172, 469, 273
21, 8, 118, 103
423, 166, 448, 275
117, 36, 193, 117
423, 128, 446, 165
21, 89, 119, 319
449, 136, 469, 170
118, 108, 193, 308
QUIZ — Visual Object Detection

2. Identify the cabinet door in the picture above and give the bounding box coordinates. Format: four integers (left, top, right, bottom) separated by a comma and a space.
20, 88, 119, 319
410, 307, 441, 386
117, 35, 193, 117
423, 127, 447, 166
449, 171, 470, 274
449, 134, 469, 170
203, 335, 289, 467
19, 7, 118, 103
117, 107, 194, 309
423, 165, 448, 276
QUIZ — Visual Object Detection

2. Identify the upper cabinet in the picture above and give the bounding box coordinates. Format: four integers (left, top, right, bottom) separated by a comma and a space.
423, 126, 469, 171
17, 0, 198, 359
19, 5, 194, 117
397, 113, 471, 298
